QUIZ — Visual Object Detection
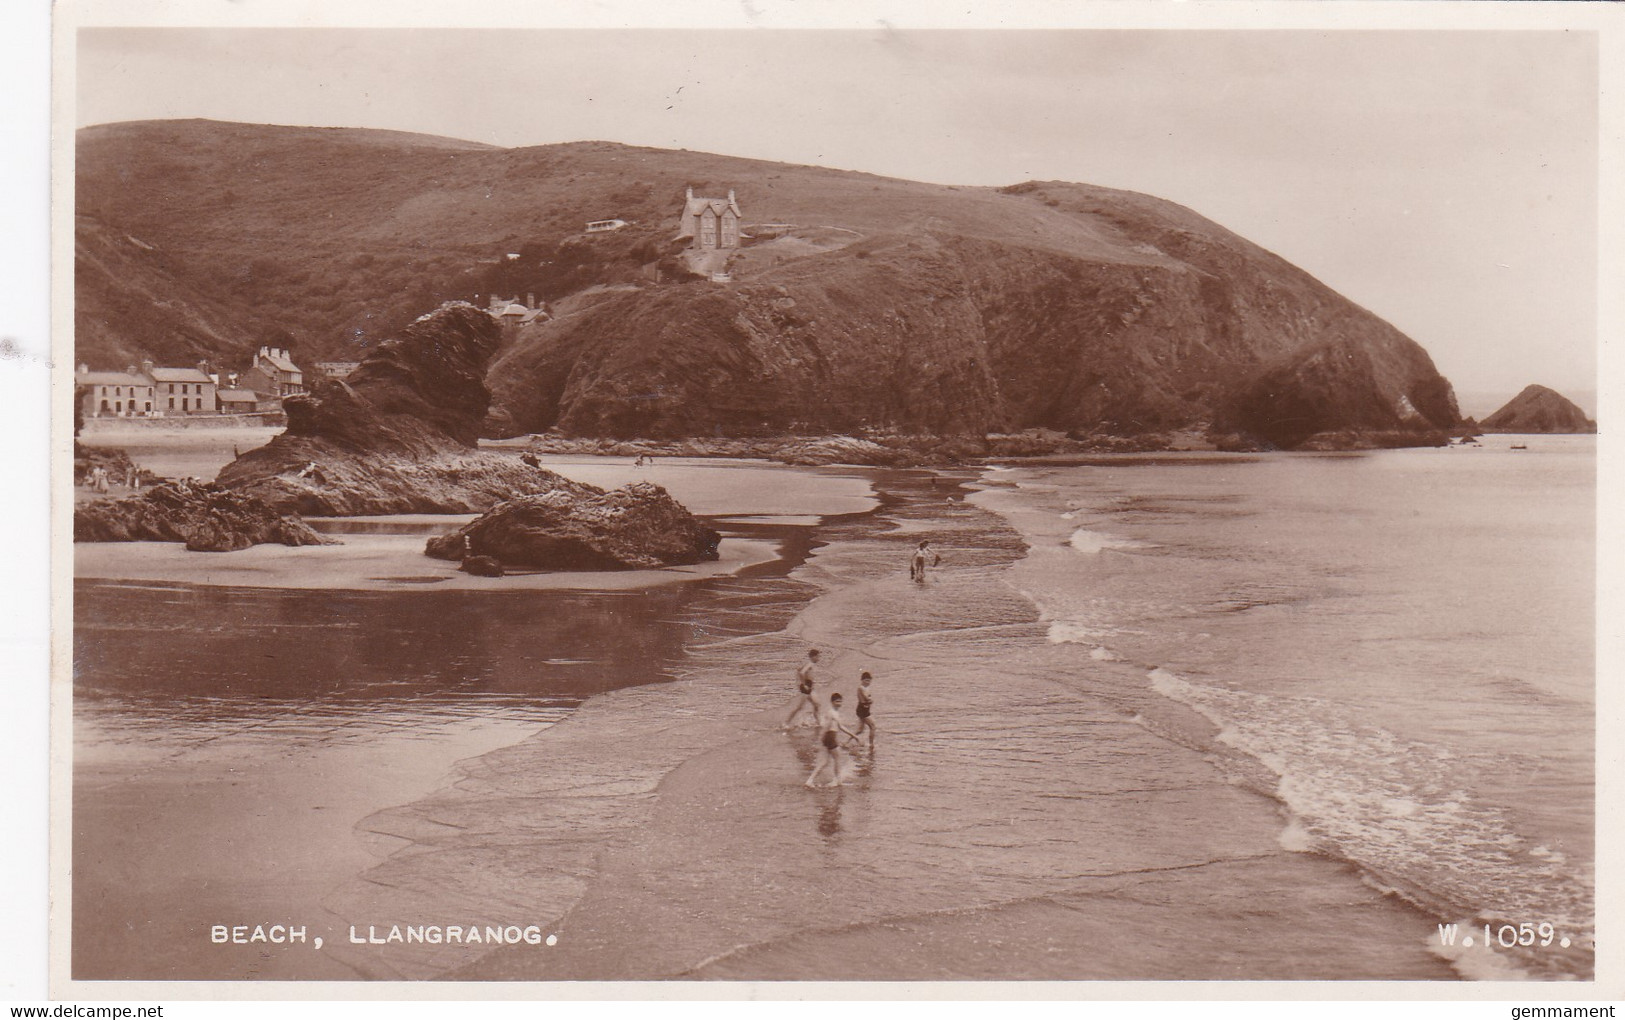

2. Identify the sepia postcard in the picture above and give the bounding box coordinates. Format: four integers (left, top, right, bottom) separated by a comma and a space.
31, 0, 1624, 1007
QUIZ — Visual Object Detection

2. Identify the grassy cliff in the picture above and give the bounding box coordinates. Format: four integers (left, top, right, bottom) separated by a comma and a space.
77, 119, 1460, 447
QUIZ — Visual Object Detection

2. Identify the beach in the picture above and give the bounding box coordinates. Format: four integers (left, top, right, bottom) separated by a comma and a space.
71, 437, 1594, 982
71, 444, 878, 980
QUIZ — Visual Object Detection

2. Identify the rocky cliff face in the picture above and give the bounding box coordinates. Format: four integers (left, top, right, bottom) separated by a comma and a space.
215, 304, 615, 515
79, 122, 1463, 450
489, 183, 1460, 449
1480, 385, 1596, 433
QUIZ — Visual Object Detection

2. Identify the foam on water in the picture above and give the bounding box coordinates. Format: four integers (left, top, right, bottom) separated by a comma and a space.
976, 445, 1596, 980
1146, 666, 1592, 948
1067, 527, 1153, 554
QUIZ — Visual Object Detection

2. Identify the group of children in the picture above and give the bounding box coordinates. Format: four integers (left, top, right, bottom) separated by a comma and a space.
782, 649, 875, 788
780, 541, 943, 787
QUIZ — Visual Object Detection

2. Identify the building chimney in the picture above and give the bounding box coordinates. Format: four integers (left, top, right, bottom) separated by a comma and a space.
728, 189, 736, 204
77, 363, 87, 375
526, 292, 535, 308
686, 186, 693, 200
139, 359, 153, 376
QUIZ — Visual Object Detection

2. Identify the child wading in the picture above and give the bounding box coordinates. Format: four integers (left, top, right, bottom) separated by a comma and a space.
909, 540, 941, 582
806, 692, 859, 788
782, 648, 821, 729
852, 670, 876, 745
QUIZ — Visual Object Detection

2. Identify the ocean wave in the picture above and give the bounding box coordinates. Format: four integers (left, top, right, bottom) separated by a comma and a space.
1146, 666, 1594, 978
1067, 528, 1154, 555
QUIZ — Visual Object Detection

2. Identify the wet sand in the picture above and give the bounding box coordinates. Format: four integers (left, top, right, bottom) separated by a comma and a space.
74, 530, 784, 592
343, 471, 1452, 983
71, 457, 877, 982
75, 457, 1457, 984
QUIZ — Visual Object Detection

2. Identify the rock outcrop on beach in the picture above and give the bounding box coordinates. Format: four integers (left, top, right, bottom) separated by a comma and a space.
74, 482, 333, 552
214, 303, 593, 515
424, 481, 721, 571
1480, 385, 1596, 434
79, 120, 1462, 449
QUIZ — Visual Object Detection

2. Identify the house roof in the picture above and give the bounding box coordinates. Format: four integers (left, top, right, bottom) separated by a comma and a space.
519, 309, 549, 324
683, 195, 741, 220
148, 367, 213, 383
216, 389, 259, 402
259, 351, 301, 373
77, 372, 149, 387
498, 303, 528, 317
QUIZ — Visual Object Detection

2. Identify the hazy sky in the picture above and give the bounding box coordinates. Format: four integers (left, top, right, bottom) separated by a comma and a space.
77, 24, 1600, 414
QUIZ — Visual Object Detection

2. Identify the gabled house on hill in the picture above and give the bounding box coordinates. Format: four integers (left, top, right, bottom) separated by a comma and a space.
677, 187, 742, 250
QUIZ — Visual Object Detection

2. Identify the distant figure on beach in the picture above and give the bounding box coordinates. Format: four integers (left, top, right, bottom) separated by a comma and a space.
806, 692, 859, 788
909, 540, 940, 582
851, 671, 875, 745
783, 648, 821, 728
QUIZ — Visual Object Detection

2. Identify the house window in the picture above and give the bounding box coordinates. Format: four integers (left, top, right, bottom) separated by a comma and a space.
168, 397, 174, 410
115, 401, 122, 413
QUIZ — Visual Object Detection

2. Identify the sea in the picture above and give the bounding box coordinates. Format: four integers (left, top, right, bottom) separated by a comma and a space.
72, 438, 1595, 983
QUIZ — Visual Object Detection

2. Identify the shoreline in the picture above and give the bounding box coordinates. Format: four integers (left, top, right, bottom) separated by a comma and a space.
72, 449, 1572, 982
72, 456, 880, 592
416, 467, 1456, 982
70, 459, 886, 981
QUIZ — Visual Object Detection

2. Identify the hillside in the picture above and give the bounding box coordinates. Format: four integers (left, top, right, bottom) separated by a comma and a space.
1480, 384, 1596, 433
77, 119, 1461, 446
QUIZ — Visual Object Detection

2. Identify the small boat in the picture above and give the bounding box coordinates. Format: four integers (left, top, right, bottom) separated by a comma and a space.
1511, 443, 1528, 450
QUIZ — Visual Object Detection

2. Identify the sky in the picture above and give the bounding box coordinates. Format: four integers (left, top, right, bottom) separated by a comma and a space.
73, 15, 1604, 416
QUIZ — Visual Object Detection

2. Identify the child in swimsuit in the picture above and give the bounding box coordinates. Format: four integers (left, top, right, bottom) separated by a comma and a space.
910, 540, 941, 582
806, 692, 858, 787
783, 648, 821, 729
852, 670, 875, 745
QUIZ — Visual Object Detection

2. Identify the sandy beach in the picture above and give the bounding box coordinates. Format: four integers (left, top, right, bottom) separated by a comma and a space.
73, 436, 1590, 983
72, 445, 881, 981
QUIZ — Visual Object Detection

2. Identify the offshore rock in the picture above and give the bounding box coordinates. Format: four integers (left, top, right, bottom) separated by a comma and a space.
217, 303, 595, 514
424, 481, 721, 571
73, 481, 333, 552
1480, 385, 1596, 434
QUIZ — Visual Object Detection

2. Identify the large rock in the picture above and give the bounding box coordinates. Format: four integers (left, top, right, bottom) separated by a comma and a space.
425, 481, 721, 571
74, 482, 333, 552
216, 304, 599, 515
1481, 384, 1596, 434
